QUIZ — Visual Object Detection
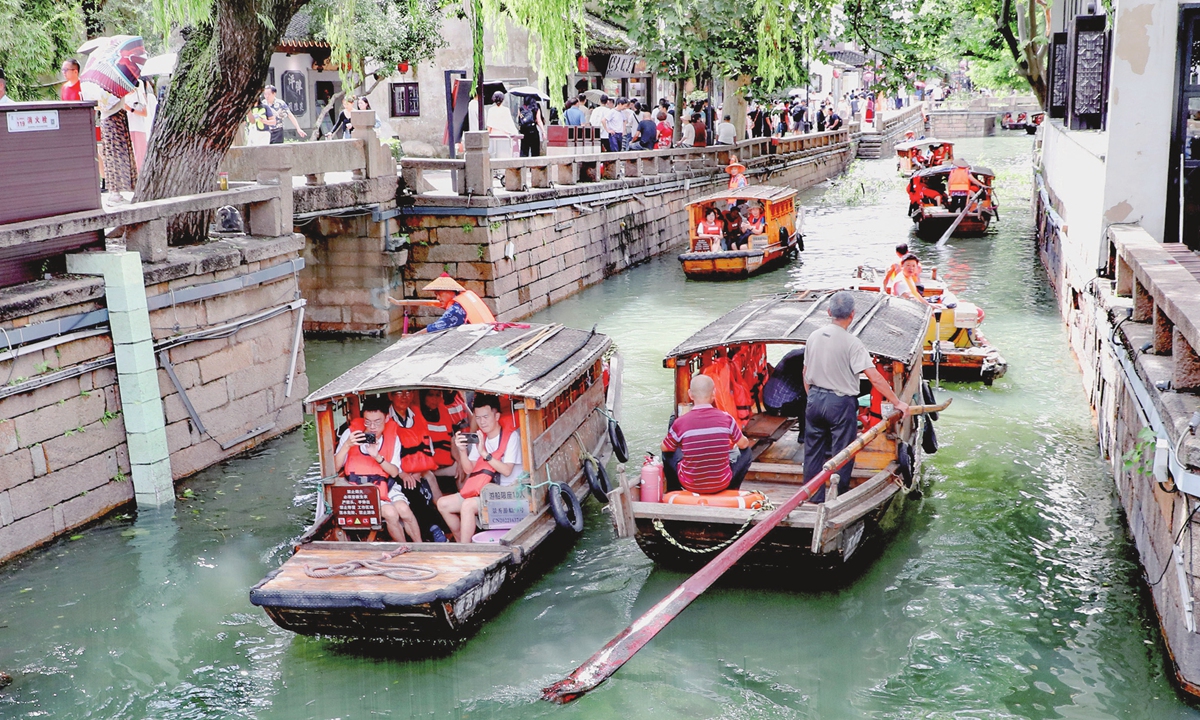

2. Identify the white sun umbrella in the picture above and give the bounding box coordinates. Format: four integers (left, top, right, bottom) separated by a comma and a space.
140, 53, 177, 77
508, 85, 550, 101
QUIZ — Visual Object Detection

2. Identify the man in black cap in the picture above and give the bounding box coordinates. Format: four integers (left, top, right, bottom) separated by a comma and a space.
0, 68, 14, 105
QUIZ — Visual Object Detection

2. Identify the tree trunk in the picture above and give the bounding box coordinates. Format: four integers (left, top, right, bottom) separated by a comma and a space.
133, 0, 306, 244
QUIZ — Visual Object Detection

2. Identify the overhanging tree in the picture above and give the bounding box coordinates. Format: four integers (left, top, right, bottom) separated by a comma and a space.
0, 0, 84, 100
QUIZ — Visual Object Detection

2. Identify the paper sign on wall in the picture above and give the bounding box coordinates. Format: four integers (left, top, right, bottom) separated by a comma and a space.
6, 110, 60, 133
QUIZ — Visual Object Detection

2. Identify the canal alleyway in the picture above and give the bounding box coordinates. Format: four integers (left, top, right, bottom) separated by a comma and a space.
0, 135, 1193, 719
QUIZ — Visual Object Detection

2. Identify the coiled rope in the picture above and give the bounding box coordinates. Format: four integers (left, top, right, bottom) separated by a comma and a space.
304, 545, 439, 582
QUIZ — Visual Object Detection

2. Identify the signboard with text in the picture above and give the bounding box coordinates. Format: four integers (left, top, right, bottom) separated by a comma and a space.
479, 484, 532, 529
6, 110, 60, 133
332, 484, 382, 529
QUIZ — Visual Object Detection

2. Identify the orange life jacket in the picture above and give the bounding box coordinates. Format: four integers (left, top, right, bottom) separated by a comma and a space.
881, 262, 902, 294
702, 357, 751, 425
389, 415, 439, 474
445, 392, 470, 426
454, 291, 496, 324
342, 418, 401, 478
948, 166, 971, 194
419, 402, 455, 468
460, 426, 516, 499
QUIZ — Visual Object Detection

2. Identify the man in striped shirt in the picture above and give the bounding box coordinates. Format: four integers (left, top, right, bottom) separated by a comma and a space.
662, 375, 753, 493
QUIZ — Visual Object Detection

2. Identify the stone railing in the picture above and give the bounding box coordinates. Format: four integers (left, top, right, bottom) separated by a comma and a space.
0, 182, 287, 264
397, 129, 851, 197
221, 109, 396, 188
880, 104, 925, 134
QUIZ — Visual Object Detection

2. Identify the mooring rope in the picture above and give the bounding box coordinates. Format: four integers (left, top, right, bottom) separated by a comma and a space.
304, 546, 439, 582
652, 498, 776, 555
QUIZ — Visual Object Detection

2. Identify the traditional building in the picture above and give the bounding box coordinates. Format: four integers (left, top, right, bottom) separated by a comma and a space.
1035, 0, 1200, 699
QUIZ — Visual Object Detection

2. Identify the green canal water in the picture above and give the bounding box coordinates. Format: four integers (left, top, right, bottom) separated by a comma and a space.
0, 136, 1193, 718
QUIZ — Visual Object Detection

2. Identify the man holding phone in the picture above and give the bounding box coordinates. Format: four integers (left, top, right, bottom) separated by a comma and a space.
436, 394, 523, 542
334, 396, 421, 542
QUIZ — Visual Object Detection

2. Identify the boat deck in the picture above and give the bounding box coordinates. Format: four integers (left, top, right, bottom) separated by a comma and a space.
252, 542, 513, 607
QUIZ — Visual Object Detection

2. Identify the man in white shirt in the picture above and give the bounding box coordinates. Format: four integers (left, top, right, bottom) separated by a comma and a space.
590, 94, 611, 147
716, 114, 737, 145
436, 394, 523, 542
604, 97, 626, 152
0, 68, 15, 105
333, 397, 421, 542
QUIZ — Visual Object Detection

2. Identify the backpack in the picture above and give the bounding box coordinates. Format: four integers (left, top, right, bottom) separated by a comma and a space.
518, 102, 536, 128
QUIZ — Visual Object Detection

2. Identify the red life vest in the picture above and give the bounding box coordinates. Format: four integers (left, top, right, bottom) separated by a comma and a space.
702, 357, 751, 425
389, 414, 439, 474
460, 426, 516, 499
342, 418, 401, 478
421, 401, 455, 467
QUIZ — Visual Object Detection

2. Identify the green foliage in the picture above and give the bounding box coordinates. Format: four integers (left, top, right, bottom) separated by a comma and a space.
100, 409, 121, 427
314, 0, 448, 91
1122, 427, 1158, 476
0, 0, 84, 100
485, 0, 586, 107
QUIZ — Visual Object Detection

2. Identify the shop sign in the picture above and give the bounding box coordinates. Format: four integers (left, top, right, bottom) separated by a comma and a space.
6, 110, 59, 133
607, 54, 638, 78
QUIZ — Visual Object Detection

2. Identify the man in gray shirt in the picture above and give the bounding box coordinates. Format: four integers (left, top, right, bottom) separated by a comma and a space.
803, 291, 908, 502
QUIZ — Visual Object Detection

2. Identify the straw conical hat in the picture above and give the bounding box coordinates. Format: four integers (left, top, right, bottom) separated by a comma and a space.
725, 162, 747, 174
423, 273, 466, 293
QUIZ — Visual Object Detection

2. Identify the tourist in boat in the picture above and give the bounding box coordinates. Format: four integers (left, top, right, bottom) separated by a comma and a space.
334, 396, 422, 542
386, 390, 450, 541
696, 208, 724, 252
437, 394, 523, 543
660, 374, 753, 493
726, 155, 748, 190
722, 203, 746, 251
888, 254, 928, 303
881, 243, 908, 292
390, 273, 496, 333
420, 389, 464, 494
929, 143, 950, 166
740, 204, 766, 246
803, 291, 909, 503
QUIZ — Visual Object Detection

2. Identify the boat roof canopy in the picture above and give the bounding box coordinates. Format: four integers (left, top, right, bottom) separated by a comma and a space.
305, 323, 612, 407
687, 185, 797, 208
666, 290, 931, 364
914, 163, 995, 178
895, 138, 953, 152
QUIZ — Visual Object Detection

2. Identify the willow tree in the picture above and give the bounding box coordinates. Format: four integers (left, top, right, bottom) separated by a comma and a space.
134, 0, 305, 242
0, 0, 84, 100
478, 0, 587, 110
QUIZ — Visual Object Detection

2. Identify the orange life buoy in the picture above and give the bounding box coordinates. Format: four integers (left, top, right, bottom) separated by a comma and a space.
663, 489, 768, 509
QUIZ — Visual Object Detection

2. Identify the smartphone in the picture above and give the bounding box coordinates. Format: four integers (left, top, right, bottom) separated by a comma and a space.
464, 432, 480, 446
362, 432, 377, 445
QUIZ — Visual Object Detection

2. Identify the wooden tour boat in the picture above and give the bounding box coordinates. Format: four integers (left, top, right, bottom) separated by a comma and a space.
852, 265, 1008, 385
907, 163, 998, 239
895, 137, 954, 174
609, 290, 941, 577
678, 186, 804, 280
250, 322, 624, 641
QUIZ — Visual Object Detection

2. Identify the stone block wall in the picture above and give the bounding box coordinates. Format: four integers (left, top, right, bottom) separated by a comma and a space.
0, 236, 309, 563
398, 143, 853, 324
928, 111, 997, 138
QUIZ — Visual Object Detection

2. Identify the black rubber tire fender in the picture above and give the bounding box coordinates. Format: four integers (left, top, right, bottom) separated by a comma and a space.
896, 441, 915, 489
922, 417, 938, 455
921, 381, 938, 421
608, 419, 629, 463
583, 457, 610, 504
549, 483, 585, 533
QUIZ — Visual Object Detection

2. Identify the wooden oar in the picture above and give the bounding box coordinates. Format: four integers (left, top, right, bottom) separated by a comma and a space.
935, 187, 985, 247
540, 398, 953, 704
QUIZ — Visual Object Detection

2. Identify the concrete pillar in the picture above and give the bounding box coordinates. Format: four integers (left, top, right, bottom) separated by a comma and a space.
65, 251, 173, 508
350, 110, 397, 179
530, 165, 552, 188
1153, 305, 1174, 355
1116, 255, 1133, 296
249, 163, 293, 237
1133, 278, 1153, 322
462, 131, 491, 196
602, 160, 620, 180
554, 162, 577, 185
1174, 329, 1200, 392
622, 158, 641, 177
504, 167, 524, 191
124, 217, 167, 264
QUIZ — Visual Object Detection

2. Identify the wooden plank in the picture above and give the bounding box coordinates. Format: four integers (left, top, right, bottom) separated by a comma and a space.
258, 545, 511, 596
631, 500, 819, 528
531, 379, 605, 468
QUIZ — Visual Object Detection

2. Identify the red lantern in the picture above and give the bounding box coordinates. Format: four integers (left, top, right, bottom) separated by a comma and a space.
397, 61, 410, 73
577, 56, 589, 73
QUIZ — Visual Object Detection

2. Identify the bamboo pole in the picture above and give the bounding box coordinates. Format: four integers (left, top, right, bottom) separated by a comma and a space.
541, 398, 952, 703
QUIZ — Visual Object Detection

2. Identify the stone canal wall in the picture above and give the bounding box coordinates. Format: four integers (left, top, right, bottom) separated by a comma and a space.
1036, 189, 1200, 690
0, 229, 308, 562
928, 110, 997, 138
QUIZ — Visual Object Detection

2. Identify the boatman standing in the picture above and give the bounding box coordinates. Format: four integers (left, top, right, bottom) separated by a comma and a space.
388, 273, 495, 333
803, 291, 908, 503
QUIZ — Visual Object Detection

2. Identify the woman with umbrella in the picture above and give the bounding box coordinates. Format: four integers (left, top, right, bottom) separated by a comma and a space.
79, 35, 146, 193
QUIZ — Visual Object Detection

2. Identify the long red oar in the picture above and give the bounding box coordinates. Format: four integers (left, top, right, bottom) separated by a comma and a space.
541, 399, 951, 703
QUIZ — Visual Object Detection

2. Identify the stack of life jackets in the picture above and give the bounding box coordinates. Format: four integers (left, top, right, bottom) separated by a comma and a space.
701, 354, 754, 427
391, 409, 439, 475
